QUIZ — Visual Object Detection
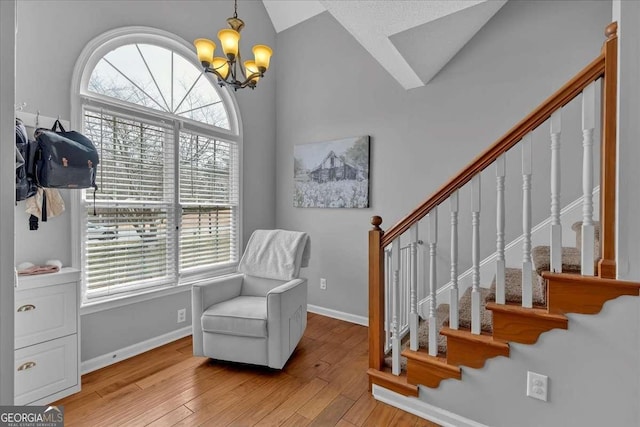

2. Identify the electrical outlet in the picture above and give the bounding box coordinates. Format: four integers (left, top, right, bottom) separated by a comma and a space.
177, 308, 186, 323
320, 278, 327, 290
527, 371, 548, 402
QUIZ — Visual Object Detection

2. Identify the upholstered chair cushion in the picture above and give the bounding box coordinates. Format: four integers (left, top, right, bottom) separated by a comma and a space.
201, 296, 268, 338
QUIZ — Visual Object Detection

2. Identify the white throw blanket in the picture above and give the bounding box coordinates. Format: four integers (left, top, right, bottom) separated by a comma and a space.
238, 229, 310, 281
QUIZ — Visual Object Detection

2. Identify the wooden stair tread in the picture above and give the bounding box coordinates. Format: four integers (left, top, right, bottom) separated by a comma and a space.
440, 327, 509, 349
367, 368, 419, 397
542, 272, 640, 289
402, 349, 462, 374
485, 302, 567, 321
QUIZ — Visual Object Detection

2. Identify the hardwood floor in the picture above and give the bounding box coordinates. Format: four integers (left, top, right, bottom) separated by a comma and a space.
55, 313, 439, 426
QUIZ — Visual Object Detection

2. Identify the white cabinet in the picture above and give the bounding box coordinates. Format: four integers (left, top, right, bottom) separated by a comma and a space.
15, 268, 81, 405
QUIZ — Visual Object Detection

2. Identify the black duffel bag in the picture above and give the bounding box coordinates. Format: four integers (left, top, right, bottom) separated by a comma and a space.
15, 118, 38, 201
31, 120, 99, 190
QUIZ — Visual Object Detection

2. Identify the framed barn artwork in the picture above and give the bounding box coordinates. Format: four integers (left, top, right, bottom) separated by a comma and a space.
293, 136, 370, 208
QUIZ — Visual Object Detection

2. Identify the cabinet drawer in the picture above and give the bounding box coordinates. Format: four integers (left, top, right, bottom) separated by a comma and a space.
15, 282, 77, 349
14, 334, 78, 405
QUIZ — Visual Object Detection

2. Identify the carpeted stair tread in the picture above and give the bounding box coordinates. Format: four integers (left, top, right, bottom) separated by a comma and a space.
531, 245, 582, 275
445, 287, 494, 333
384, 304, 449, 372
415, 303, 450, 353
486, 267, 545, 306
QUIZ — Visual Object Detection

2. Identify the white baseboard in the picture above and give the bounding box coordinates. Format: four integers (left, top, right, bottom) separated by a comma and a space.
372, 385, 489, 427
307, 304, 368, 326
81, 325, 192, 375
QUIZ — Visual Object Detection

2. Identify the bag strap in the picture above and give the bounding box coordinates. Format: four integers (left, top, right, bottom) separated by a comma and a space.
51, 119, 66, 133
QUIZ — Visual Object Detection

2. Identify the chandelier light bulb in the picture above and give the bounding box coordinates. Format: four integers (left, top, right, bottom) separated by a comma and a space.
218, 29, 240, 60
212, 57, 230, 79
252, 45, 273, 72
193, 38, 216, 65
244, 60, 260, 83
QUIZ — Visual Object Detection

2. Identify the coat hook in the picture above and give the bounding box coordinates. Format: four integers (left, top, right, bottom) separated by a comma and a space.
36, 111, 40, 127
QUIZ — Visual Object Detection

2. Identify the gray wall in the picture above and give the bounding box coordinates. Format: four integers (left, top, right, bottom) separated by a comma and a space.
0, 0, 16, 404
423, 295, 639, 427
14, 0, 277, 362
275, 1, 611, 318
614, 0, 640, 281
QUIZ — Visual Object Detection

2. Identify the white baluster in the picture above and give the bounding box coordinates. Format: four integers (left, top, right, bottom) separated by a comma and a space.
400, 249, 406, 333
496, 155, 506, 305
384, 248, 391, 352
550, 110, 563, 273
522, 133, 533, 308
449, 191, 459, 329
471, 176, 481, 335
391, 239, 401, 375
581, 82, 596, 276
409, 224, 419, 351
427, 210, 438, 356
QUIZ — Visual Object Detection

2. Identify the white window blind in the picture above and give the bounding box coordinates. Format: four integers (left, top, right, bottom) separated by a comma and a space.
179, 131, 239, 270
83, 110, 176, 298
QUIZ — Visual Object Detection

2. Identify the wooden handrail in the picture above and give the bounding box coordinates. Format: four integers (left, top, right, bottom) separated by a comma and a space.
381, 53, 606, 248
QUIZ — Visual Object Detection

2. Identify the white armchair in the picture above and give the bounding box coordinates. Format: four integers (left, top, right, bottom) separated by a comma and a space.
192, 230, 310, 369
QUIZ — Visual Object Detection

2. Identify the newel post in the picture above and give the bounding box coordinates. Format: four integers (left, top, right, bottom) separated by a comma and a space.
369, 216, 385, 371
599, 22, 618, 279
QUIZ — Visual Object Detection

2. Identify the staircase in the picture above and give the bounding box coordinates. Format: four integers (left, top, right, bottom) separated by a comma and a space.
366, 22, 640, 404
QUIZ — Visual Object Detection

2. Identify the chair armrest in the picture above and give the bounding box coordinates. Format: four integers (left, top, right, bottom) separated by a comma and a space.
266, 278, 308, 368
191, 273, 244, 356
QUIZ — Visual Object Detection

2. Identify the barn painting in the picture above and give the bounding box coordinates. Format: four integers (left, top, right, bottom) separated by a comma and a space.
294, 136, 370, 208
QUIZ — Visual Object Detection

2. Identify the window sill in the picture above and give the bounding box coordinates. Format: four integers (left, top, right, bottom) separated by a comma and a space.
80, 264, 238, 315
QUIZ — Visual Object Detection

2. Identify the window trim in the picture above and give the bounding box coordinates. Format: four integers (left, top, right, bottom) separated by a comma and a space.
71, 26, 243, 309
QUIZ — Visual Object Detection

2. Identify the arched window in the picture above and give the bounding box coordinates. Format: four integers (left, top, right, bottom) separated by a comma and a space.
72, 27, 241, 301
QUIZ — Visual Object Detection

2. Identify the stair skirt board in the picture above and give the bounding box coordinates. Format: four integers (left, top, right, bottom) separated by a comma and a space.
544, 272, 640, 315
486, 303, 568, 345
418, 187, 600, 318
402, 350, 461, 388
372, 384, 490, 427
440, 327, 509, 369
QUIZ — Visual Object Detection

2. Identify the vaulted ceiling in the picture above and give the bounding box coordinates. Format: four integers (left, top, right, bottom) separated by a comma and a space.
262, 0, 507, 90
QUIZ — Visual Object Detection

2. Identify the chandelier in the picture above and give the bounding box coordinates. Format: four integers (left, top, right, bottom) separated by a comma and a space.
194, 0, 273, 91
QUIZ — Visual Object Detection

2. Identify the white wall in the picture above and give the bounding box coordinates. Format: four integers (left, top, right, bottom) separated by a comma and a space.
0, 0, 16, 405
274, 0, 611, 318
14, 0, 277, 362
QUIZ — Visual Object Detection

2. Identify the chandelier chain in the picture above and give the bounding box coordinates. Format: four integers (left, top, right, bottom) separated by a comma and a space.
234, 0, 238, 19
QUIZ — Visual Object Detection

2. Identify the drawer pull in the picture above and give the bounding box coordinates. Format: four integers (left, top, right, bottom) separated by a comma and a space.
17, 304, 36, 312
17, 361, 36, 371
